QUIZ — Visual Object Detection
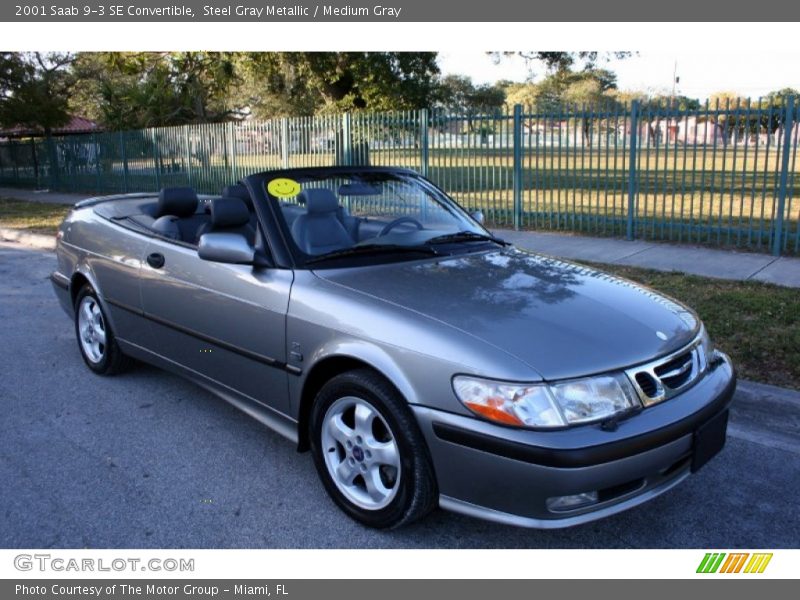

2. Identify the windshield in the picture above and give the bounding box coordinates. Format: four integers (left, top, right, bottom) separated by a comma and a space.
264, 170, 495, 267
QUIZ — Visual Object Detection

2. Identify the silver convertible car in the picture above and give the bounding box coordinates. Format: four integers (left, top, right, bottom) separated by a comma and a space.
51, 166, 735, 529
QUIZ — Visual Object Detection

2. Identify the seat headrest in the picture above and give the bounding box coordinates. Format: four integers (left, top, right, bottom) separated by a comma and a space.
222, 184, 253, 209
210, 197, 251, 229
158, 187, 198, 218
301, 189, 339, 214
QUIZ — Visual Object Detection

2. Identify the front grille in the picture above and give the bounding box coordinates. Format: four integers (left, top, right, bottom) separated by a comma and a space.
626, 337, 706, 406
635, 372, 659, 397
655, 351, 694, 389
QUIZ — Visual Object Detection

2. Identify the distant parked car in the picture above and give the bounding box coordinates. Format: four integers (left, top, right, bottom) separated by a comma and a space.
51, 166, 735, 529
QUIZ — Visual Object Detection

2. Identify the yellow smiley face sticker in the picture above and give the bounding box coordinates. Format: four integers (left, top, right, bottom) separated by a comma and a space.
267, 178, 301, 199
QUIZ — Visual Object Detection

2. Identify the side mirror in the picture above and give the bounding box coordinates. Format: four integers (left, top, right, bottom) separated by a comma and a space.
470, 210, 485, 225
198, 232, 255, 265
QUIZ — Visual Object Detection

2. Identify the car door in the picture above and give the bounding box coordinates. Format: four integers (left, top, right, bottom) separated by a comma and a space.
138, 236, 293, 415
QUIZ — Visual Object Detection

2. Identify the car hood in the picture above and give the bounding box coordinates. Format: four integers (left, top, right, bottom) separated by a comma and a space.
314, 247, 700, 380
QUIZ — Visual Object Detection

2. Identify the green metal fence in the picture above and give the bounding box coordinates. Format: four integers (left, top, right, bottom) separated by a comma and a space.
1, 99, 798, 255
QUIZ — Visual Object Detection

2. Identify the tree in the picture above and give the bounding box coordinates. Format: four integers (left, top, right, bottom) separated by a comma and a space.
435, 75, 505, 113
763, 87, 800, 108
71, 52, 246, 130
0, 53, 25, 95
645, 95, 701, 111
503, 68, 619, 110
242, 52, 441, 118
0, 52, 75, 136
503, 82, 542, 108
709, 91, 747, 109
434, 75, 505, 135
489, 51, 633, 80
435, 75, 506, 138
752, 88, 800, 134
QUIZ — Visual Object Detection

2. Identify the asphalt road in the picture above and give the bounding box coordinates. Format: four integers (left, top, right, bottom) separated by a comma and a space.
1, 241, 799, 549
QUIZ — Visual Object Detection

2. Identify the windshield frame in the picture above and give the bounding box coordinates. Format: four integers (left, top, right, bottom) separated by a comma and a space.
246, 166, 494, 270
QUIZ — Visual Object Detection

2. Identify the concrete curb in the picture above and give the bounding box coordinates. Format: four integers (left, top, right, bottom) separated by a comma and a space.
0, 227, 56, 251
495, 228, 800, 288
736, 379, 800, 406
0, 186, 85, 205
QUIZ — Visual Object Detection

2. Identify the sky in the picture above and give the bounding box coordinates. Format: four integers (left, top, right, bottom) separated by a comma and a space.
438, 51, 800, 101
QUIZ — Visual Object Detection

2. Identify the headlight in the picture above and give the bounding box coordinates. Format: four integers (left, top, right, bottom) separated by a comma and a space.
698, 326, 715, 369
549, 374, 640, 425
453, 373, 640, 428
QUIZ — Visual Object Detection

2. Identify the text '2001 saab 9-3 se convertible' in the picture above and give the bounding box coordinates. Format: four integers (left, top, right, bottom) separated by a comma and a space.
51, 166, 735, 529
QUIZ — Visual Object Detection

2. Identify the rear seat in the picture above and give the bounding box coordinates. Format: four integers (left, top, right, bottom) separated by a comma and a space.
151, 187, 210, 245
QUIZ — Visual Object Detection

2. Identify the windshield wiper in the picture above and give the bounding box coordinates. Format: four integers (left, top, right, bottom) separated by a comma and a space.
305, 244, 441, 265
425, 231, 510, 246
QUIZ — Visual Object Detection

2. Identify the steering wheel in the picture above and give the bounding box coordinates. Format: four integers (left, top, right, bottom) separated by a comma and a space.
378, 217, 424, 237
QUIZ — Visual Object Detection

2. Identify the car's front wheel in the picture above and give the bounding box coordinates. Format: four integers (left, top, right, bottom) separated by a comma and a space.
309, 369, 437, 528
74, 285, 131, 375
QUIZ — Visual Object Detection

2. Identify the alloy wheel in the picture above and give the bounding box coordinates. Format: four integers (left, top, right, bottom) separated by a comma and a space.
320, 396, 402, 511
77, 296, 107, 364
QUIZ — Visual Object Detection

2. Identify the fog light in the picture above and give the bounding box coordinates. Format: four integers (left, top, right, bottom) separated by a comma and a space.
546, 491, 599, 512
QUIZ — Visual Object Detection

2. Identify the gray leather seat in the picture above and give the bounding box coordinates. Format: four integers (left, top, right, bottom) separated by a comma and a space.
221, 184, 258, 230
281, 203, 305, 229
152, 187, 210, 244
221, 184, 254, 210
197, 197, 255, 245
336, 205, 360, 241
291, 189, 354, 255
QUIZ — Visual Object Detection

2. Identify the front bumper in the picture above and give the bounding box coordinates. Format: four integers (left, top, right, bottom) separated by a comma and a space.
50, 271, 73, 318
413, 353, 736, 528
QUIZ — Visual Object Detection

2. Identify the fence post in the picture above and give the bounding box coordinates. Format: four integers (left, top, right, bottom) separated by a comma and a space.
45, 136, 58, 190
120, 131, 129, 193
30, 137, 39, 188
11, 140, 19, 182
512, 104, 523, 230
343, 112, 353, 166
151, 130, 161, 191
773, 95, 795, 256
280, 118, 290, 168
227, 121, 237, 182
627, 100, 639, 240
419, 108, 429, 177
93, 132, 101, 193
184, 127, 193, 188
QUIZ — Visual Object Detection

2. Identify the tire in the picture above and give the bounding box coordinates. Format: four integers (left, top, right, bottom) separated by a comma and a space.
74, 285, 131, 375
309, 368, 438, 529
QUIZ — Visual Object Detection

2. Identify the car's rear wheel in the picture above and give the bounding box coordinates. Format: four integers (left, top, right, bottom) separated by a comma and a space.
74, 285, 131, 375
309, 369, 437, 528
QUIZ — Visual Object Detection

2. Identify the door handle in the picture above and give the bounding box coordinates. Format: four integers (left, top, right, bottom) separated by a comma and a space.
146, 253, 165, 269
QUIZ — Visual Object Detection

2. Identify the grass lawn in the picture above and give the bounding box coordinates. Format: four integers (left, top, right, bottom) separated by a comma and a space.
585, 262, 800, 391
0, 197, 71, 235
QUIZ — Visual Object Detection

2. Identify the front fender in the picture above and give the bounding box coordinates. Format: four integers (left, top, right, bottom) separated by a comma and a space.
297, 337, 423, 411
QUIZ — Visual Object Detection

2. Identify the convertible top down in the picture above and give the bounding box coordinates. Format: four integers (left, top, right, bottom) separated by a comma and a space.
51, 166, 735, 529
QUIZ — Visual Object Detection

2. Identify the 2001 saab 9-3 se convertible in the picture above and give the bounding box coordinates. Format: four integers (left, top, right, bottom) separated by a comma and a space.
51, 166, 735, 529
